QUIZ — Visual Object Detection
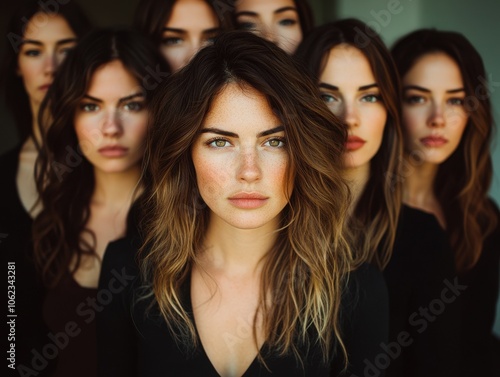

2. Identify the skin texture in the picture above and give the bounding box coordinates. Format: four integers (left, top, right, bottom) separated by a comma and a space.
160, 0, 219, 71
402, 52, 468, 165
17, 13, 77, 111
319, 45, 387, 173
235, 0, 302, 54
74, 60, 148, 175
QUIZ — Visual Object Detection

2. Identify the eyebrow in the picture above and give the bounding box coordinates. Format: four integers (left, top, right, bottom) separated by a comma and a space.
21, 38, 77, 47
235, 6, 297, 18
200, 125, 285, 138
404, 85, 465, 94
319, 82, 378, 91
83, 93, 144, 104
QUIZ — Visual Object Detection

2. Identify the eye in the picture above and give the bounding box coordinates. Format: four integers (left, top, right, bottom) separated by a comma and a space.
278, 19, 297, 26
59, 47, 74, 56
320, 93, 338, 104
404, 95, 426, 105
123, 101, 144, 112
161, 37, 183, 46
448, 97, 464, 106
361, 94, 382, 103
264, 137, 286, 148
238, 22, 257, 31
206, 138, 231, 148
24, 49, 41, 57
80, 103, 99, 112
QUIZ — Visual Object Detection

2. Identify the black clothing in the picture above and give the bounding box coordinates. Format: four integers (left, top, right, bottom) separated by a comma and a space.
0, 145, 53, 377
457, 200, 500, 376
97, 236, 389, 377
384, 205, 460, 377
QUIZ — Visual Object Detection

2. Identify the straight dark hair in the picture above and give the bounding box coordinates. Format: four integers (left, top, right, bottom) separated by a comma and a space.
33, 28, 169, 288
391, 29, 498, 273
295, 19, 404, 269
0, 0, 90, 144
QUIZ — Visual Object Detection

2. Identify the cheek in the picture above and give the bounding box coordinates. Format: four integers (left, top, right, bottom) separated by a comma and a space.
161, 48, 186, 72
402, 107, 424, 136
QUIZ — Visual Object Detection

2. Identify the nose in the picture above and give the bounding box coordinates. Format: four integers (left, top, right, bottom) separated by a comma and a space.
101, 110, 123, 138
428, 102, 445, 128
43, 52, 56, 77
237, 149, 261, 183
343, 101, 360, 128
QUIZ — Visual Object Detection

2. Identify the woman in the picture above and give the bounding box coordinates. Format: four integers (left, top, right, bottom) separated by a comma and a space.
32, 29, 168, 377
232, 0, 313, 54
0, 2, 90, 373
134, 0, 233, 71
296, 19, 459, 377
392, 29, 500, 376
97, 31, 388, 376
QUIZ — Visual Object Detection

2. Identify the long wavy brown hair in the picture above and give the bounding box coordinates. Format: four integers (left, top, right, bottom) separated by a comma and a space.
33, 29, 169, 288
141, 31, 353, 366
391, 29, 498, 273
295, 19, 404, 270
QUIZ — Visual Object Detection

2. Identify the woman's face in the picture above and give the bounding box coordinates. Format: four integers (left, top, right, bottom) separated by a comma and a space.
74, 60, 148, 175
235, 0, 302, 54
17, 13, 77, 108
402, 52, 468, 165
161, 0, 219, 72
191, 83, 291, 231
319, 45, 387, 170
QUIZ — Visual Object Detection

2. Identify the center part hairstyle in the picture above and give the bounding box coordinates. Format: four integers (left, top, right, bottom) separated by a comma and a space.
295, 19, 403, 270
33, 29, 169, 288
134, 0, 234, 46
141, 30, 353, 364
391, 29, 498, 273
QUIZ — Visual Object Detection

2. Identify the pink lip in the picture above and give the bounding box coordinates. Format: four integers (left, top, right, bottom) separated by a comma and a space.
98, 145, 128, 157
420, 136, 448, 147
346, 136, 366, 151
228, 192, 269, 209
39, 84, 51, 91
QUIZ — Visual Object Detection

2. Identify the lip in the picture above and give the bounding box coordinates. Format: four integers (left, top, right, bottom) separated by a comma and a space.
345, 135, 366, 151
39, 84, 51, 91
98, 145, 129, 157
228, 192, 269, 209
420, 135, 448, 147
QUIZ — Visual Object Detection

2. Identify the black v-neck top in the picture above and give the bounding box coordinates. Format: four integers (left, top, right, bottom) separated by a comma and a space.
96, 236, 389, 377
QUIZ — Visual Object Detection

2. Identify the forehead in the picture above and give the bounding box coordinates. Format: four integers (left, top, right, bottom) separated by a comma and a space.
86, 60, 140, 99
403, 52, 463, 89
202, 83, 282, 134
320, 44, 375, 87
167, 0, 218, 29
23, 13, 75, 42
236, 0, 297, 13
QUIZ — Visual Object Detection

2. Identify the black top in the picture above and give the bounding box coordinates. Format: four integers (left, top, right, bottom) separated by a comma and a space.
97, 236, 389, 377
457, 199, 500, 376
383, 205, 460, 377
0, 145, 54, 377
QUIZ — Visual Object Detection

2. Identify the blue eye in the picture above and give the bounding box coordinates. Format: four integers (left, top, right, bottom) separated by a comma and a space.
279, 19, 297, 26
320, 93, 338, 103
362, 94, 381, 103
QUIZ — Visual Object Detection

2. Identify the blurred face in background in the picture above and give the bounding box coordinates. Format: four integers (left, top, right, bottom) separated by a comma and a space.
74, 60, 148, 175
235, 0, 302, 54
401, 52, 468, 165
160, 0, 220, 71
319, 44, 387, 171
17, 13, 77, 110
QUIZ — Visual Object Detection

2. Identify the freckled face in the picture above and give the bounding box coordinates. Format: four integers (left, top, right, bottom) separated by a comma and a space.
160, 0, 220, 72
319, 45, 387, 170
402, 52, 468, 165
235, 0, 302, 54
74, 60, 148, 174
17, 13, 77, 107
191, 83, 292, 231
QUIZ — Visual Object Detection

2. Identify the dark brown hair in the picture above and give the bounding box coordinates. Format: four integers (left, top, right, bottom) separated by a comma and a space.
295, 18, 404, 269
0, 0, 91, 144
391, 29, 497, 272
141, 30, 353, 366
33, 28, 169, 288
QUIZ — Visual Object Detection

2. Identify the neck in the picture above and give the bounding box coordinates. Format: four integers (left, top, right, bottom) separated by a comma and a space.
30, 99, 42, 146
403, 159, 439, 207
200, 217, 279, 277
92, 166, 142, 211
344, 163, 370, 212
